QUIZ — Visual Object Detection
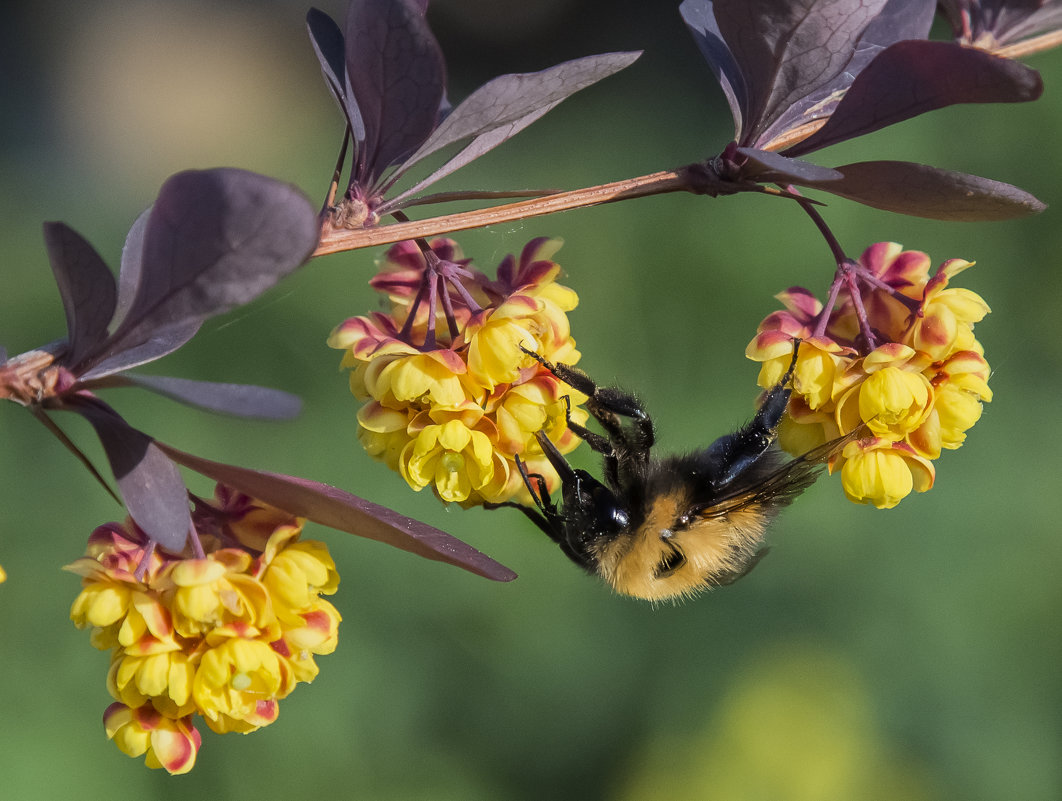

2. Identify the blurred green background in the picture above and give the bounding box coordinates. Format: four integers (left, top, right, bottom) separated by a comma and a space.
2, 2, 1061, 799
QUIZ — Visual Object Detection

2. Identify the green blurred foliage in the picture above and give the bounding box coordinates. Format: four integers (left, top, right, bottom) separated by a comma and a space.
2, 2, 1061, 800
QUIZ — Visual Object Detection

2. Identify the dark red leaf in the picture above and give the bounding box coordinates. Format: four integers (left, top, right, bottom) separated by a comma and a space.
682, 0, 936, 148
78, 322, 201, 382
42, 222, 117, 367
69, 397, 192, 552
345, 0, 446, 183
735, 147, 843, 183
382, 51, 641, 207
89, 374, 302, 420
709, 0, 890, 146
680, 0, 747, 139
940, 0, 1062, 46
158, 443, 517, 582
112, 208, 149, 332
306, 7, 352, 123
785, 40, 1043, 157
799, 160, 1047, 220
88, 168, 317, 373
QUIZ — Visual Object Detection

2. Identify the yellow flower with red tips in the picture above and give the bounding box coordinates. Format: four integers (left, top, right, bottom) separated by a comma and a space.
747, 243, 992, 509
839, 438, 935, 509
193, 627, 293, 733
66, 486, 341, 773
330, 237, 588, 506
103, 703, 201, 774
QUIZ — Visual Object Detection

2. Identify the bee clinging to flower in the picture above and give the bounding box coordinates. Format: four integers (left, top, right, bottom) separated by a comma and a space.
488, 343, 857, 602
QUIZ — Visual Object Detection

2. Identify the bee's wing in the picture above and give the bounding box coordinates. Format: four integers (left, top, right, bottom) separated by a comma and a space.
696, 428, 864, 520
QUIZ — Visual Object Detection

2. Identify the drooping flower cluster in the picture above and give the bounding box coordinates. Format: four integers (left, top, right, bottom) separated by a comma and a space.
746, 242, 992, 509
329, 237, 588, 506
65, 485, 341, 774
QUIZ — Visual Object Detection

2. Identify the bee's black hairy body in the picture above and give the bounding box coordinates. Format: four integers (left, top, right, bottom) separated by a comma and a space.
489, 344, 843, 601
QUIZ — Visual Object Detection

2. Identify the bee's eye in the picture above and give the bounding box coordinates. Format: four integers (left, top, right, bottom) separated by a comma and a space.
589, 485, 629, 534
655, 547, 686, 578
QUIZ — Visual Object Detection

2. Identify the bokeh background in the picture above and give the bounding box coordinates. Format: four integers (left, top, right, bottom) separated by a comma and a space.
2, 1, 1061, 799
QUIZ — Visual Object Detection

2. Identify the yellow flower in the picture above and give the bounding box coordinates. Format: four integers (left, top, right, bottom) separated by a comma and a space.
331, 237, 587, 507
164, 552, 276, 638
747, 242, 991, 508
835, 346, 935, 439
103, 703, 201, 775
271, 598, 342, 683
401, 414, 507, 504
258, 525, 340, 623
108, 650, 197, 719
839, 439, 935, 509
463, 297, 542, 389
356, 401, 415, 471
0, 564, 6, 583
193, 627, 293, 734
909, 258, 990, 360
68, 486, 342, 771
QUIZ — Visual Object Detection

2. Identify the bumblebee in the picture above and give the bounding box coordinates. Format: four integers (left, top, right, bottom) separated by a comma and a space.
490, 344, 853, 601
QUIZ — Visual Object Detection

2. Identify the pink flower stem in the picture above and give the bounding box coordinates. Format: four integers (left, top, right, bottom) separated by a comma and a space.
843, 260, 878, 351
397, 277, 428, 343
795, 194, 881, 349
813, 273, 846, 339
134, 540, 157, 583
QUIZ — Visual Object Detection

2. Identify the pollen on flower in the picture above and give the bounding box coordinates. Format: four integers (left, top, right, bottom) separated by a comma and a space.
746, 242, 992, 509
65, 485, 342, 773
329, 237, 588, 506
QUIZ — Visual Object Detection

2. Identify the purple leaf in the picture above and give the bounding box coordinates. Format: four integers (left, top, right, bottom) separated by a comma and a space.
382, 107, 556, 210
306, 7, 355, 126
760, 0, 936, 147
78, 322, 202, 382
69, 397, 192, 552
799, 160, 1047, 220
90, 374, 303, 420
42, 222, 117, 367
158, 443, 517, 582
345, 0, 446, 183
113, 208, 150, 332
859, 0, 936, 46
735, 147, 843, 183
785, 40, 1043, 157
90, 168, 318, 371
385, 51, 642, 197
680, 0, 748, 138
939, 0, 1062, 46
710, 0, 890, 146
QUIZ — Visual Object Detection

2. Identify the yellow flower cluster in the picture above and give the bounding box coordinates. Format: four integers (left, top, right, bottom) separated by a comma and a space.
329, 237, 588, 506
65, 486, 341, 774
746, 242, 992, 509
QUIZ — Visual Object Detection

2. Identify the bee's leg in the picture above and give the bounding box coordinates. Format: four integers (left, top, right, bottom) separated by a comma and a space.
707, 341, 801, 488
521, 346, 655, 453
484, 456, 564, 544
557, 395, 615, 457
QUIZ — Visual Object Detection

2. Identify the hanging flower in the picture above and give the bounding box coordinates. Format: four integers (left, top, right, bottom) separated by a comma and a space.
747, 243, 992, 508
65, 486, 341, 773
329, 237, 588, 506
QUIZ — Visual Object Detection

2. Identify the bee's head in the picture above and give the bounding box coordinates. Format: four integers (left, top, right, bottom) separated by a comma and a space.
532, 431, 631, 564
